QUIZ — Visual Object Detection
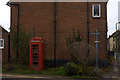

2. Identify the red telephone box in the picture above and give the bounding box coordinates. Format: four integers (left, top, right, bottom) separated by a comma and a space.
29, 37, 44, 70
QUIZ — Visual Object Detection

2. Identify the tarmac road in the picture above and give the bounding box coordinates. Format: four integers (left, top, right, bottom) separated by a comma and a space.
2, 74, 119, 80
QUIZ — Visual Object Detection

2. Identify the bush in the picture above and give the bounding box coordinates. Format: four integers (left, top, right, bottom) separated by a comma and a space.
65, 62, 82, 76
11, 26, 32, 65
43, 67, 66, 75
108, 56, 115, 65
66, 30, 96, 70
4, 64, 17, 71
64, 62, 99, 76
84, 67, 99, 76
55, 67, 65, 75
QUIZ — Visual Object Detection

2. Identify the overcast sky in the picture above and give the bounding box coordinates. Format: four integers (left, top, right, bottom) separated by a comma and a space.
0, 0, 119, 37
107, 0, 120, 36
0, 0, 10, 32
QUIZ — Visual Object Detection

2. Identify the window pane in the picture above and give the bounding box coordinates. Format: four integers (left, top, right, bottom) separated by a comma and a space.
113, 37, 114, 41
1, 40, 3, 44
0, 42, 1, 47
94, 5, 99, 16
0, 39, 4, 48
113, 44, 115, 48
1, 44, 3, 47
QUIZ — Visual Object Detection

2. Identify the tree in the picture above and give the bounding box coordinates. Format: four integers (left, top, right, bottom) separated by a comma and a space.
66, 30, 96, 74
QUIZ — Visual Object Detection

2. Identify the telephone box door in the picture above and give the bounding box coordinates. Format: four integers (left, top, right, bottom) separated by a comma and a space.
30, 37, 44, 70
31, 44, 39, 69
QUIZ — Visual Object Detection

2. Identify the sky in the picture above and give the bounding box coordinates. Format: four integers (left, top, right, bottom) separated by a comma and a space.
0, 0, 119, 36
107, 0, 120, 36
0, 0, 10, 32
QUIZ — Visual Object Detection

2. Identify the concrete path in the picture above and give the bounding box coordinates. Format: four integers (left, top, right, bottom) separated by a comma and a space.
101, 61, 120, 79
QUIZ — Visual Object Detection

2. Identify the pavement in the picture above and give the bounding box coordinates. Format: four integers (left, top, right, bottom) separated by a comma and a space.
1, 72, 120, 80
2, 73, 116, 80
2, 74, 75, 80
101, 60, 120, 80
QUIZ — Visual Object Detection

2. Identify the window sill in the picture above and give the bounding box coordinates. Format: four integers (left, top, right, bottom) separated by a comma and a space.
92, 16, 101, 19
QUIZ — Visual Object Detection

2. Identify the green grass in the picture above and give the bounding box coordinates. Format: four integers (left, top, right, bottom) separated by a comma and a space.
72, 75, 98, 79
2, 64, 108, 79
2, 64, 65, 76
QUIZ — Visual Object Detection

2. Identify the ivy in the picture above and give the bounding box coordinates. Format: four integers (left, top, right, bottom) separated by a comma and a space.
11, 26, 32, 65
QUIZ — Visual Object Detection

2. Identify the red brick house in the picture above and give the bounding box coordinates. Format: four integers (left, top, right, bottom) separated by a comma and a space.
0, 26, 9, 64
7, 2, 108, 66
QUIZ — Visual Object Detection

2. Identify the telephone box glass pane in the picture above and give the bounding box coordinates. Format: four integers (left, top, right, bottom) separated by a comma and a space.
32, 45, 39, 67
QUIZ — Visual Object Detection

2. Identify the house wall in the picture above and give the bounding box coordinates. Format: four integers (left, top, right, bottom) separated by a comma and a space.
10, 2, 108, 66
109, 37, 116, 51
89, 2, 107, 60
2, 28, 8, 64
0, 27, 2, 66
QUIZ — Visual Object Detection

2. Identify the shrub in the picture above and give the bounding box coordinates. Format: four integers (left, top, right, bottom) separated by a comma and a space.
11, 26, 32, 64
4, 64, 17, 71
55, 67, 65, 75
84, 67, 99, 76
45, 67, 66, 75
67, 42, 96, 66
66, 30, 96, 74
108, 56, 115, 65
65, 62, 82, 76
66, 29, 82, 45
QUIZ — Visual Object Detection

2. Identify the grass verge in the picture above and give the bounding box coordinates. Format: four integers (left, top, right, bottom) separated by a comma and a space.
2, 64, 65, 76
2, 64, 110, 79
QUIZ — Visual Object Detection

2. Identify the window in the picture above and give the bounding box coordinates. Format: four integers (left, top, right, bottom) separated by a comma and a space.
0, 39, 4, 49
113, 36, 115, 41
113, 44, 115, 49
92, 4, 101, 18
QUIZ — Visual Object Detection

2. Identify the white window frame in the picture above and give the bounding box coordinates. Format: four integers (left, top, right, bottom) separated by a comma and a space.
92, 4, 101, 18
0, 39, 4, 49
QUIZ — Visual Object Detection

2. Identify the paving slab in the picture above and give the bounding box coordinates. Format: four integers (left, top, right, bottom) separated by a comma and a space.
101, 61, 120, 79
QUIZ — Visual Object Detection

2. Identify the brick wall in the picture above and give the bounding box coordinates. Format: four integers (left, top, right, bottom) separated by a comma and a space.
2, 28, 9, 64
10, 2, 107, 65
